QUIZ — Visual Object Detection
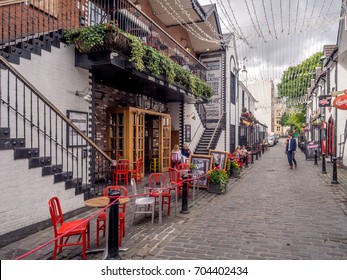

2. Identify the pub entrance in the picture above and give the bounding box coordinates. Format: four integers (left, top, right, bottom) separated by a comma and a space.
107, 107, 171, 176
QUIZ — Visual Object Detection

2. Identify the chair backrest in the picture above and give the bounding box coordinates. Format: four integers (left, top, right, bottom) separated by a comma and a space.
116, 159, 130, 171
148, 173, 166, 189
48, 197, 64, 237
168, 167, 180, 183
178, 163, 190, 171
136, 159, 143, 172
103, 185, 128, 212
171, 152, 179, 162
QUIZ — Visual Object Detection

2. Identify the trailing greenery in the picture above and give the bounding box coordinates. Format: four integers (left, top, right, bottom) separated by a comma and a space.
277, 52, 323, 98
64, 22, 214, 100
208, 169, 228, 194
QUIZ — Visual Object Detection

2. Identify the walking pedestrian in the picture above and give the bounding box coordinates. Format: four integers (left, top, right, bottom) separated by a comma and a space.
285, 133, 297, 169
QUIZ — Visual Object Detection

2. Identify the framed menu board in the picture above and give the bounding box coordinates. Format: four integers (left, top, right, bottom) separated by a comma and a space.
305, 141, 319, 160
209, 150, 228, 170
67, 110, 88, 147
189, 154, 213, 187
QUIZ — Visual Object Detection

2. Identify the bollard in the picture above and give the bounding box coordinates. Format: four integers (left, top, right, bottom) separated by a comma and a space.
107, 189, 120, 260
180, 174, 190, 214
262, 145, 265, 154
331, 157, 339, 184
321, 153, 327, 174
314, 150, 318, 165
259, 149, 261, 158
251, 152, 254, 164
245, 155, 248, 167
255, 151, 259, 160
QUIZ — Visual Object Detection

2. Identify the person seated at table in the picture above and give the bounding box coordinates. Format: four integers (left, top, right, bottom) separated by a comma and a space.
241, 145, 248, 164
181, 143, 191, 163
232, 145, 242, 158
171, 144, 183, 166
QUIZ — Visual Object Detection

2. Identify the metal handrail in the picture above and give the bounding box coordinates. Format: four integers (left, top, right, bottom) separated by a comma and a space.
0, 0, 26, 7
207, 112, 225, 150
0, 56, 112, 162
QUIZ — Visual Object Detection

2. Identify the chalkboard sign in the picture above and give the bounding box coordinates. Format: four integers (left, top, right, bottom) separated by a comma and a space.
305, 141, 320, 160
189, 154, 213, 188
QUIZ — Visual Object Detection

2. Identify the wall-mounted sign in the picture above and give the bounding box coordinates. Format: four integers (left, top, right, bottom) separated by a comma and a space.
333, 94, 347, 110
184, 125, 191, 142
318, 95, 332, 107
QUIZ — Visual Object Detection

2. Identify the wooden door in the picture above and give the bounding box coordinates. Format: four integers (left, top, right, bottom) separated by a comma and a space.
160, 115, 171, 172
132, 111, 145, 176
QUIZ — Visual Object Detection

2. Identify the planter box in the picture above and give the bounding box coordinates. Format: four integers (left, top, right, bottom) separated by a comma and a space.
208, 183, 226, 194
230, 168, 239, 178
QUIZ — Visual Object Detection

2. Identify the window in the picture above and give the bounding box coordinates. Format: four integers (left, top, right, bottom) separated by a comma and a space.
242, 90, 245, 109
230, 72, 236, 104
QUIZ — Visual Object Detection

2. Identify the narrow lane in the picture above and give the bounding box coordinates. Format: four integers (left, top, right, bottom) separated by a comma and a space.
152, 140, 347, 259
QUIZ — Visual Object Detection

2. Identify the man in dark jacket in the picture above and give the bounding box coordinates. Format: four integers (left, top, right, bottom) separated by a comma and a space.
285, 133, 297, 169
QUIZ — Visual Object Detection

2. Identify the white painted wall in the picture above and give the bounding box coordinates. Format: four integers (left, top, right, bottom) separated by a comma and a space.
0, 43, 89, 235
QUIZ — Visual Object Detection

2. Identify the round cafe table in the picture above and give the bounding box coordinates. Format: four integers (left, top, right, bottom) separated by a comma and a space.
84, 196, 129, 259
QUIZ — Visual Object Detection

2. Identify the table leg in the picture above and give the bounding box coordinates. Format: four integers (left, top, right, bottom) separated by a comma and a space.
159, 191, 162, 225
174, 185, 178, 217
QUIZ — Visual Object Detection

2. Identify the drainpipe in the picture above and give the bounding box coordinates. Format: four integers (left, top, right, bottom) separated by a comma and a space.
331, 55, 339, 184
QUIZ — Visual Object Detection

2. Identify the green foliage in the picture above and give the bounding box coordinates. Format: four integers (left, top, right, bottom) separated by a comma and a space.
64, 21, 214, 100
282, 111, 306, 131
277, 52, 323, 98
208, 169, 228, 193
64, 21, 119, 53
126, 33, 146, 71
230, 161, 241, 173
144, 46, 162, 77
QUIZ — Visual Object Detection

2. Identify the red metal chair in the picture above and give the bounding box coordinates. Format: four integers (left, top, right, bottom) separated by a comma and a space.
168, 167, 183, 196
171, 152, 180, 169
178, 163, 192, 193
96, 186, 127, 247
48, 196, 90, 260
112, 159, 130, 186
131, 158, 143, 183
148, 173, 171, 216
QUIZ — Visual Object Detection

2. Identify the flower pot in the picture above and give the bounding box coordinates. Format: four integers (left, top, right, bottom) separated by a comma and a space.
208, 183, 225, 194
231, 168, 239, 178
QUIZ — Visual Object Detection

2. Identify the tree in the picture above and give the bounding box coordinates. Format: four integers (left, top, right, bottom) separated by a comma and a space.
277, 52, 323, 98
280, 112, 289, 126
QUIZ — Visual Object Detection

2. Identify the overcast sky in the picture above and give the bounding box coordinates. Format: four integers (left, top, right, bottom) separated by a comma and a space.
198, 0, 342, 84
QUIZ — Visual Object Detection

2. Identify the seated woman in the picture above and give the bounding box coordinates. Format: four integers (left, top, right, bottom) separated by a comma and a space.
171, 144, 183, 167
240, 145, 248, 164
233, 145, 242, 158
181, 143, 191, 163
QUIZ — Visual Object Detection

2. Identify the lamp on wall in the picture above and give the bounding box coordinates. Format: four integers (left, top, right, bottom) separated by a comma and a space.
133, 0, 142, 16
186, 112, 196, 120
66, 87, 92, 102
181, 38, 190, 52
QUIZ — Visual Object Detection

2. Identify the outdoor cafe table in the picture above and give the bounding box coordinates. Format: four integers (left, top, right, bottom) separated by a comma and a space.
84, 196, 130, 259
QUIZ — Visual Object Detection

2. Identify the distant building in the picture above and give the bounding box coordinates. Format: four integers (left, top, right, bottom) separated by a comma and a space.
274, 97, 285, 136
248, 80, 275, 133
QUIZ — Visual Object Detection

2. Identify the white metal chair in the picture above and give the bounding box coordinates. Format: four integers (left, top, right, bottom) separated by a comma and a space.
131, 179, 155, 225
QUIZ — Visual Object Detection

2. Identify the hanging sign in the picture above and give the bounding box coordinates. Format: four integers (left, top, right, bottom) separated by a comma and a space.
318, 95, 332, 107
333, 94, 347, 110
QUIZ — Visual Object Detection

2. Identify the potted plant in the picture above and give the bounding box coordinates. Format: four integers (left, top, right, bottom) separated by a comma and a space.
208, 169, 228, 194
311, 120, 322, 129
230, 161, 241, 178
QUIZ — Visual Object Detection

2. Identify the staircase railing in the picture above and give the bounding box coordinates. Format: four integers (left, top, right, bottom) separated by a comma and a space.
0, 0, 206, 80
0, 56, 113, 198
207, 112, 225, 150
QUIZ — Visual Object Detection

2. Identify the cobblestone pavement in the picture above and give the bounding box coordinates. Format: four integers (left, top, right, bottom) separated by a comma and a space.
1, 140, 347, 260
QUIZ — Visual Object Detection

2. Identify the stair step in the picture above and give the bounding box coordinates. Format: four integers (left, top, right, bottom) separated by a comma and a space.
0, 128, 10, 139
65, 178, 82, 190
75, 184, 87, 195
19, 42, 42, 56
5, 45, 31, 60
0, 138, 25, 149
42, 164, 63, 176
54, 172, 73, 184
50, 32, 61, 48
14, 147, 39, 159
28, 156, 52, 169
0, 51, 20, 64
